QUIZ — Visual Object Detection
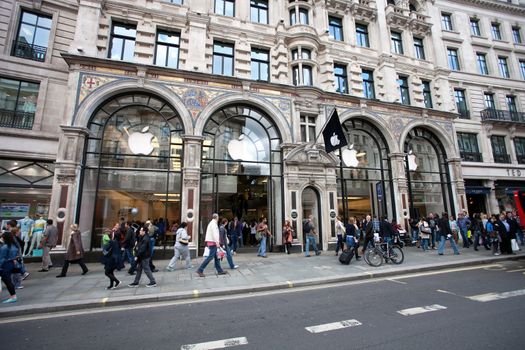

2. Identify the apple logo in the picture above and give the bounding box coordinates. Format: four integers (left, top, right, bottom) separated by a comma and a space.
407, 150, 418, 171
128, 126, 155, 155
227, 134, 256, 161
330, 132, 340, 147
342, 144, 359, 167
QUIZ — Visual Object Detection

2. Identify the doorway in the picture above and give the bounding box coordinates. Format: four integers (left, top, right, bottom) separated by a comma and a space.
301, 186, 322, 250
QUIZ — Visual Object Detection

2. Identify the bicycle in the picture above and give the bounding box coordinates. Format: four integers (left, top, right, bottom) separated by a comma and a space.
365, 239, 404, 267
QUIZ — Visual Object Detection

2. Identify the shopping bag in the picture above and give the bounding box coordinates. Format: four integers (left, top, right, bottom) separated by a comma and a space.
203, 246, 210, 258
511, 238, 520, 252
32, 249, 43, 257
467, 230, 472, 239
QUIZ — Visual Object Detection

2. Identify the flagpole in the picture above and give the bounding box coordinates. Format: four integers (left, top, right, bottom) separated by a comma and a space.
313, 106, 336, 146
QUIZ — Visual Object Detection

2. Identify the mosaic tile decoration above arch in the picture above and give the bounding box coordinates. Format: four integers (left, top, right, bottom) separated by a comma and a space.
79, 74, 118, 104
169, 86, 227, 119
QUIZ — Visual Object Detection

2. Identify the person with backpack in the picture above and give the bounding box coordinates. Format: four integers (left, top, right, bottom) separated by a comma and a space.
303, 215, 321, 257
101, 230, 121, 290
344, 217, 360, 261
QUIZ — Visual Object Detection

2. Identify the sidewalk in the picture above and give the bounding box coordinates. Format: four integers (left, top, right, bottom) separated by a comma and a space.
1, 246, 523, 318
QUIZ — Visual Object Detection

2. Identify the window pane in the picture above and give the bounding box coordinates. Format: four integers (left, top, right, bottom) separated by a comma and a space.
155, 45, 167, 66
158, 32, 179, 45
167, 47, 179, 68
213, 56, 222, 74
303, 66, 312, 85
16, 81, 39, 112
0, 78, 20, 110
224, 57, 233, 76
19, 23, 35, 44
123, 39, 135, 61
110, 38, 123, 59
37, 16, 52, 29
114, 25, 136, 37
34, 27, 50, 47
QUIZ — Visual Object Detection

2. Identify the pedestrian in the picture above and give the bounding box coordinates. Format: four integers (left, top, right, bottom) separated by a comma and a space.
472, 213, 489, 251
437, 213, 460, 255
218, 218, 239, 270
283, 220, 294, 254
457, 212, 471, 248
101, 231, 121, 289
379, 216, 394, 244
303, 214, 321, 257
345, 217, 360, 260
123, 221, 136, 275
334, 216, 346, 256
486, 215, 500, 256
56, 224, 88, 277
506, 211, 519, 253
196, 213, 227, 277
166, 222, 192, 271
409, 218, 419, 245
449, 214, 459, 244
38, 219, 58, 272
145, 220, 159, 273
5, 220, 29, 288
427, 213, 437, 249
231, 217, 241, 253
419, 217, 431, 252
361, 214, 373, 254
0, 232, 19, 303
250, 220, 257, 246
256, 217, 271, 258
128, 226, 157, 287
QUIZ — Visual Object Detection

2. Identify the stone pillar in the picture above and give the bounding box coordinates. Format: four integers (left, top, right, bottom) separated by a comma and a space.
69, 0, 104, 57
390, 153, 409, 227
184, 12, 210, 72
448, 157, 465, 215
182, 135, 203, 256
51, 126, 90, 248
486, 180, 500, 214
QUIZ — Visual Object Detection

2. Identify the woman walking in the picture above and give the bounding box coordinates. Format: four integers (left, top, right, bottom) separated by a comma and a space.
166, 222, 192, 270
57, 224, 88, 277
101, 231, 121, 290
419, 217, 431, 252
334, 216, 346, 256
0, 232, 19, 303
283, 220, 294, 254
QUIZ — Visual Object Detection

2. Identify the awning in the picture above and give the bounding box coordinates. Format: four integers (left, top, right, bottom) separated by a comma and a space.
465, 186, 491, 195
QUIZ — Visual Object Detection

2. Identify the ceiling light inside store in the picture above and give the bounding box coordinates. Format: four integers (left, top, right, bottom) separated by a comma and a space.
153, 193, 180, 197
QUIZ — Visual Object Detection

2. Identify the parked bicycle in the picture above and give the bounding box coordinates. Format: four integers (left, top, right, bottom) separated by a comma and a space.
365, 239, 404, 267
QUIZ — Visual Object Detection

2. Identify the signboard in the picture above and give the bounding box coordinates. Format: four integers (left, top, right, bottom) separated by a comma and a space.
0, 203, 30, 219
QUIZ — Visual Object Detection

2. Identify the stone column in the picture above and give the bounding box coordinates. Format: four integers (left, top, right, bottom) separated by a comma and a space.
486, 180, 500, 214
390, 153, 409, 226
69, 0, 104, 57
182, 135, 203, 256
184, 12, 210, 72
448, 157, 465, 215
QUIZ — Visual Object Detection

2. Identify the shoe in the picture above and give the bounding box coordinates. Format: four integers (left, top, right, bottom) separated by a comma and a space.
261, 255, 267, 258
432, 247, 437, 250
106, 286, 113, 290
146, 282, 157, 287
15, 285, 24, 289
335, 253, 339, 256
128, 271, 135, 275
38, 269, 49, 272
112, 281, 121, 289
82, 270, 89, 275
315, 251, 321, 256
232, 265, 239, 269
127, 283, 139, 288
166, 267, 175, 272
438, 253, 444, 255
356, 257, 362, 261
196, 271, 205, 277
22, 272, 30, 280
217, 271, 227, 275
305, 255, 311, 257
455, 252, 461, 255
56, 274, 66, 278
187, 265, 193, 269
474, 248, 478, 251
494, 252, 501, 256
152, 269, 159, 273
2, 297, 17, 304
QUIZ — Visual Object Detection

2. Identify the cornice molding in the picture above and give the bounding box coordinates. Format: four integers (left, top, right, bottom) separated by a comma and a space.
446, 0, 525, 16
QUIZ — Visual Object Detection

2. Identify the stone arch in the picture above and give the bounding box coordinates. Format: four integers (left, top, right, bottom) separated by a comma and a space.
72, 79, 193, 133
194, 93, 293, 143
400, 120, 457, 159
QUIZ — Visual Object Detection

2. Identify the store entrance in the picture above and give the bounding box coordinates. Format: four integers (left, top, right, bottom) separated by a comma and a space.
467, 194, 487, 215
301, 186, 322, 250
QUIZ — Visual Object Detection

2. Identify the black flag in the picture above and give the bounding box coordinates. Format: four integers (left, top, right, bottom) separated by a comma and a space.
322, 108, 347, 153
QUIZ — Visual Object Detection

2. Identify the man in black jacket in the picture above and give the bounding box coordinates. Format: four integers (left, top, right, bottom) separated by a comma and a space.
123, 221, 136, 274
379, 216, 394, 243
128, 227, 156, 287
361, 215, 374, 254
437, 212, 460, 255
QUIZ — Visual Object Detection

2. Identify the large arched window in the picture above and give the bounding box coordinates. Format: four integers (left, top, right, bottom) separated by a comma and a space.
338, 118, 394, 223
77, 93, 184, 248
200, 104, 283, 249
404, 127, 453, 218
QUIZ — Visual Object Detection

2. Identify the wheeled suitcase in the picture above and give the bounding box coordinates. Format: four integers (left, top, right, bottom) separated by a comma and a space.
339, 248, 354, 265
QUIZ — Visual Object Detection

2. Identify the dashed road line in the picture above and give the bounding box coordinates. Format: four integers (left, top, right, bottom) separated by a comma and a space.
436, 289, 460, 296
397, 304, 447, 316
181, 337, 248, 350
506, 268, 525, 273
467, 288, 525, 302
387, 279, 407, 285
305, 319, 362, 334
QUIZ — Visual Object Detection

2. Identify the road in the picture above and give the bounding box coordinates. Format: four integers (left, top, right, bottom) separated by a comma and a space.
1, 260, 524, 350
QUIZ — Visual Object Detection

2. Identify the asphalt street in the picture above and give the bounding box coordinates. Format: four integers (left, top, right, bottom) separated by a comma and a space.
1, 260, 524, 350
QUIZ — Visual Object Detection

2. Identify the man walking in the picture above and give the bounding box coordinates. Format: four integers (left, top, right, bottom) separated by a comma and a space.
123, 221, 136, 274
128, 226, 156, 287
437, 213, 460, 255
196, 213, 227, 277
304, 215, 321, 257
457, 212, 471, 248
38, 219, 58, 272
361, 214, 374, 254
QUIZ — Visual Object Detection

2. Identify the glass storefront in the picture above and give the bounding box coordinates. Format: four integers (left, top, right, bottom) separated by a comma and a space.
200, 104, 283, 249
78, 93, 184, 248
337, 118, 393, 223
405, 127, 453, 218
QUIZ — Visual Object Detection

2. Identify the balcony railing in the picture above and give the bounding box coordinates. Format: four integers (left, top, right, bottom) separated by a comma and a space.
460, 151, 483, 162
0, 109, 35, 129
457, 105, 470, 119
481, 108, 525, 123
493, 153, 511, 164
11, 40, 47, 62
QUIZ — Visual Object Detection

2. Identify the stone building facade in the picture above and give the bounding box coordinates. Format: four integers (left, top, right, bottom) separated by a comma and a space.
0, 0, 523, 253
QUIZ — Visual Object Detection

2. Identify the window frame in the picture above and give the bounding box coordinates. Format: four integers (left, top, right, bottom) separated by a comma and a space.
334, 63, 348, 94
397, 76, 410, 105
470, 18, 481, 36
328, 16, 344, 41
250, 47, 270, 82
413, 37, 425, 60
441, 13, 453, 31
13, 10, 52, 62
514, 137, 525, 164
491, 135, 509, 163
300, 115, 316, 143
108, 22, 137, 61
391, 31, 404, 55
0, 76, 40, 129
154, 30, 180, 69
513, 26, 522, 44
454, 89, 469, 118
250, 0, 268, 24
476, 52, 489, 75
422, 80, 433, 108
520, 60, 525, 80
356, 23, 370, 48
215, 0, 235, 17
457, 132, 481, 156
447, 48, 460, 71
290, 6, 309, 26
498, 56, 510, 78
212, 41, 235, 76
484, 92, 496, 110
491, 22, 502, 40
362, 69, 375, 99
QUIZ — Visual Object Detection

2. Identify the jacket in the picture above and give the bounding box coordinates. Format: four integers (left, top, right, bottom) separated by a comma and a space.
135, 234, 151, 261
205, 220, 220, 245
438, 218, 452, 238
65, 230, 84, 261
102, 239, 121, 269
123, 227, 136, 249
0, 243, 19, 271
43, 225, 59, 247
380, 220, 394, 238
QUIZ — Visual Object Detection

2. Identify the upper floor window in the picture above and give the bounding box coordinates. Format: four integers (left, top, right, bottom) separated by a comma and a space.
397, 76, 410, 105
454, 89, 469, 118
514, 137, 525, 164
300, 115, 316, 143
328, 16, 343, 41
422, 80, 432, 108
291, 48, 311, 60
512, 26, 522, 44
507, 95, 518, 114
165, 0, 183, 4
520, 60, 525, 80
215, 0, 235, 17
476, 53, 489, 75
484, 92, 496, 109
290, 7, 309, 25
12, 11, 52, 62
447, 48, 460, 70
391, 31, 403, 55
0, 77, 39, 130
251, 0, 268, 24
498, 56, 510, 78
292, 65, 312, 86
457, 133, 482, 162
362, 69, 375, 99
491, 135, 510, 163
441, 13, 453, 31
413, 37, 425, 60
470, 18, 481, 36
109, 22, 136, 61
251, 47, 269, 82
356, 23, 369, 48
334, 64, 348, 94
213, 41, 234, 76
491, 22, 502, 40
154, 30, 180, 69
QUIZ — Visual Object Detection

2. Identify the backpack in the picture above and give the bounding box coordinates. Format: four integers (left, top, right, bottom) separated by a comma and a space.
256, 230, 263, 242
303, 220, 310, 234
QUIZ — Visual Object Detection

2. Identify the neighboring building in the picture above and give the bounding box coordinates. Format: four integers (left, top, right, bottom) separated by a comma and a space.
0, 0, 523, 253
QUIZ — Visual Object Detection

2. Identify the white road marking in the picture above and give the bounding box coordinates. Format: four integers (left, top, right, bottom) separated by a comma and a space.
387, 279, 407, 285
467, 289, 525, 302
506, 268, 525, 273
436, 289, 459, 296
305, 319, 362, 334
181, 337, 248, 350
397, 304, 447, 316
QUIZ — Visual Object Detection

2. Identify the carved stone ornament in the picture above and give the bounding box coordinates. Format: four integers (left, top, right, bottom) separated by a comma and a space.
183, 178, 199, 187
56, 175, 77, 184
284, 144, 339, 167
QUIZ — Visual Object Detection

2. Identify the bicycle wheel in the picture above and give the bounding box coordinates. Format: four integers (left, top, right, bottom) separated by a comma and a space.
389, 246, 404, 264
366, 248, 383, 267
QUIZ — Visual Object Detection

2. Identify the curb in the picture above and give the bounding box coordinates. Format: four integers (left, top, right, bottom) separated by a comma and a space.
1, 254, 523, 319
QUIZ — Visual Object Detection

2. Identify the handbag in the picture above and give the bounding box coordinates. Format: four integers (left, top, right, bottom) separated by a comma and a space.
32, 249, 43, 257
179, 238, 189, 245
511, 238, 520, 252
203, 246, 210, 258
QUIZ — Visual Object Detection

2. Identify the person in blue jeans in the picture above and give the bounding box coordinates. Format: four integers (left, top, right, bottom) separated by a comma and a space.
437, 213, 460, 255
257, 217, 271, 258
219, 218, 238, 269
304, 215, 321, 257
196, 214, 226, 277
